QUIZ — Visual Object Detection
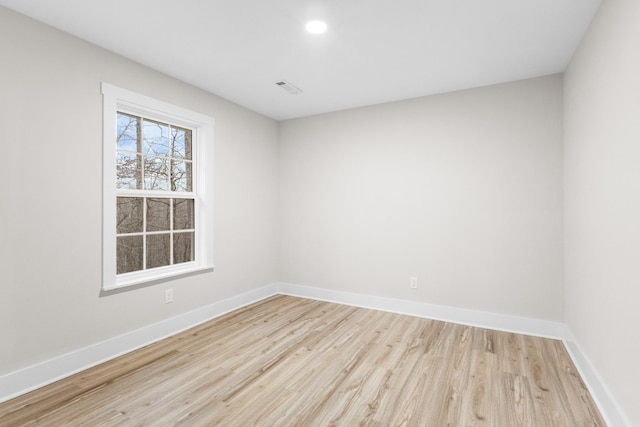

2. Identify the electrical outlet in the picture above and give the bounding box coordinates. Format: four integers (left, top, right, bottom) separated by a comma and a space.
165, 288, 174, 304
410, 277, 418, 289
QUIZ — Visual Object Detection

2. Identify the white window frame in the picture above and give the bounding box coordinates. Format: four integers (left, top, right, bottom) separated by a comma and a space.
102, 83, 214, 291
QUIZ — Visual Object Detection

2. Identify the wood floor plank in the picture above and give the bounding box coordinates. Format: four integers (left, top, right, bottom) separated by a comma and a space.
0, 295, 606, 426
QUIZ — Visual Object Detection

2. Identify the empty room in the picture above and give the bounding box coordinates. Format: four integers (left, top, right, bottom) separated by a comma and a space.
0, 0, 638, 425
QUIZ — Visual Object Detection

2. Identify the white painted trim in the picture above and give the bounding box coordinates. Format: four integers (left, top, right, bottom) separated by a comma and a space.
562, 331, 633, 427
101, 82, 215, 291
1, 281, 629, 425
0, 283, 278, 404
276, 282, 567, 339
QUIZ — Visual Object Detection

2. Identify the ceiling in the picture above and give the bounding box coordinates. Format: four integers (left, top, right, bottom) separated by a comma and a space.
0, 0, 601, 120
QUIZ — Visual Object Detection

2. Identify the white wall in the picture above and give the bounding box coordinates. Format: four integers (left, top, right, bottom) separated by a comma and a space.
0, 6, 279, 375
564, 0, 640, 425
279, 75, 564, 321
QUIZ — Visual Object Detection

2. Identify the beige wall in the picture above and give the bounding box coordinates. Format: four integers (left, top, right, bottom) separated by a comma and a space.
564, 0, 640, 424
279, 75, 564, 321
0, 7, 279, 375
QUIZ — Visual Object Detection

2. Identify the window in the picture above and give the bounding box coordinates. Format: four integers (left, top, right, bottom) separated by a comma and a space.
102, 83, 214, 290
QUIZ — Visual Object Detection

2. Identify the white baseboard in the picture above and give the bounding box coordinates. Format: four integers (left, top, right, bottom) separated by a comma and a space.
1, 281, 629, 425
0, 283, 279, 404
562, 332, 632, 427
276, 282, 568, 339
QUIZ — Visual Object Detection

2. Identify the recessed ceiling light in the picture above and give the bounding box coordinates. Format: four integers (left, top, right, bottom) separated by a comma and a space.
305, 20, 327, 34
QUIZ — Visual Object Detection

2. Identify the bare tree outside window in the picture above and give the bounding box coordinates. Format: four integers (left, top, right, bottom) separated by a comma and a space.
115, 112, 195, 274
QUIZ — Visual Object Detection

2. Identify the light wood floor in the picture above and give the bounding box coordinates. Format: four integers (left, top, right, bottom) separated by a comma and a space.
0, 295, 605, 426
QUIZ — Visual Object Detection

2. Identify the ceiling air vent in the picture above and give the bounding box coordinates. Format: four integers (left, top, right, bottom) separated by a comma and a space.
276, 80, 302, 95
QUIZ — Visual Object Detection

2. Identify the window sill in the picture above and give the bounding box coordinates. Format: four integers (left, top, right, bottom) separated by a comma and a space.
103, 264, 214, 292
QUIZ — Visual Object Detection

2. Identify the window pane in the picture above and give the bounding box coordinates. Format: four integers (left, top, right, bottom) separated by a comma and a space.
117, 113, 140, 153
117, 197, 143, 234
174, 199, 194, 230
170, 126, 192, 160
146, 198, 170, 232
171, 160, 192, 192
146, 234, 170, 269
143, 119, 170, 156
116, 152, 142, 189
144, 156, 170, 190
174, 232, 194, 264
117, 235, 143, 274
